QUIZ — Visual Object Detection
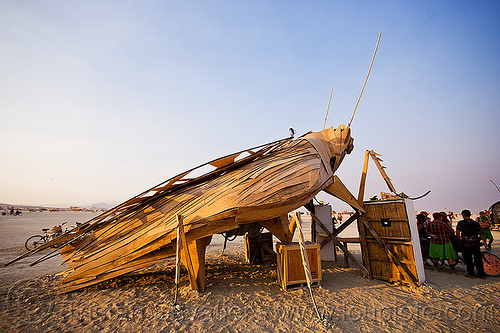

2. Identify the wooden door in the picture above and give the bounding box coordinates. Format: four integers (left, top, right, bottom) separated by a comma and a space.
360, 199, 425, 286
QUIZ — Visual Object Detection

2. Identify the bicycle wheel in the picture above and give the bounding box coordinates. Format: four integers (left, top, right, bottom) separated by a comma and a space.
481, 251, 500, 277
25, 235, 45, 251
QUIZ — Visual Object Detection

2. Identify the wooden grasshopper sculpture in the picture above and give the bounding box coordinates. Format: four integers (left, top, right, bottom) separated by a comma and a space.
7, 124, 364, 293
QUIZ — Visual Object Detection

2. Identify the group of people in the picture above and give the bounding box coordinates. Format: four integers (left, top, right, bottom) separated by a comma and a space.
417, 209, 494, 278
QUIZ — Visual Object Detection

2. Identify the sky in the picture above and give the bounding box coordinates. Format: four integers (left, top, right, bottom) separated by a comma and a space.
1, 1, 499, 214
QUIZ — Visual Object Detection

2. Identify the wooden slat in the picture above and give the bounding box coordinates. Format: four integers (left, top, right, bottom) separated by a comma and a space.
336, 237, 360, 243
209, 152, 241, 168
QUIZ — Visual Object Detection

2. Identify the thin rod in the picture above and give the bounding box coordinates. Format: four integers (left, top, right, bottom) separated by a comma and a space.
29, 248, 61, 266
173, 214, 182, 306
323, 88, 334, 130
490, 180, 500, 194
348, 32, 382, 128
296, 212, 322, 321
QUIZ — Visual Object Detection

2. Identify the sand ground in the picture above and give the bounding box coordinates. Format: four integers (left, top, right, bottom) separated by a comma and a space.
0, 211, 499, 332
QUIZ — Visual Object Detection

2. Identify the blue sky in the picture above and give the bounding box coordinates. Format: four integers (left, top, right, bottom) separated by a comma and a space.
1, 1, 499, 214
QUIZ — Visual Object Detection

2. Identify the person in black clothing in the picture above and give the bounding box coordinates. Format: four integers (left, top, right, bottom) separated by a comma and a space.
456, 209, 486, 279
416, 213, 429, 261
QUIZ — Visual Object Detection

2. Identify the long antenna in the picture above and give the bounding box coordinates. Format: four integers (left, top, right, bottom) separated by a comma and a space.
323, 88, 334, 130
490, 180, 500, 194
348, 32, 382, 128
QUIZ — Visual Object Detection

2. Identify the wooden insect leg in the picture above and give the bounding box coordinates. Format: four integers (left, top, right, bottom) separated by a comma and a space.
186, 236, 211, 292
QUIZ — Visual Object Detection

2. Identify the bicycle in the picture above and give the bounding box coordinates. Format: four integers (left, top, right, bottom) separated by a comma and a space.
24, 222, 67, 251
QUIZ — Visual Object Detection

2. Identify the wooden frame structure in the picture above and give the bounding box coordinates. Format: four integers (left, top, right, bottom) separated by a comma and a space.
309, 149, 425, 287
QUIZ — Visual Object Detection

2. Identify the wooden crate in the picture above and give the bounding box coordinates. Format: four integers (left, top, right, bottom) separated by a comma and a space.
276, 242, 321, 290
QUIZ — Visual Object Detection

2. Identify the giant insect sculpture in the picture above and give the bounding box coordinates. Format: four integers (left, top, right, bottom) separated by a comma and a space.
7, 34, 383, 294
7, 124, 361, 293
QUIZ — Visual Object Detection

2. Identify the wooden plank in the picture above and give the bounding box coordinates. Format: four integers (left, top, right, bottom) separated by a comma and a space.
357, 150, 370, 204
61, 219, 176, 277
333, 212, 359, 236
287, 214, 297, 243
369, 150, 397, 193
366, 239, 412, 245
336, 237, 360, 243
356, 213, 372, 279
209, 152, 241, 168
61, 231, 177, 283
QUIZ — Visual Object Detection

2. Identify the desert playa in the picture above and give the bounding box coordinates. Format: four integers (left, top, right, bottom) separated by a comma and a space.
0, 210, 499, 332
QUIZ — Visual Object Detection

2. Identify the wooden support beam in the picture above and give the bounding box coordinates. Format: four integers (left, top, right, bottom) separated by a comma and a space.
358, 150, 370, 204
186, 236, 211, 292
258, 215, 289, 243
369, 151, 397, 194
360, 215, 417, 287
332, 238, 370, 277
309, 211, 332, 239
336, 237, 360, 243
356, 212, 372, 279
307, 209, 370, 278
353, 153, 373, 278
304, 200, 316, 243
323, 176, 366, 213
318, 212, 359, 247
287, 214, 297, 243
343, 241, 349, 267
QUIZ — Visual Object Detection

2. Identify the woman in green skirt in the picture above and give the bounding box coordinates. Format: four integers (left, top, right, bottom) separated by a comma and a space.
427, 212, 458, 272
